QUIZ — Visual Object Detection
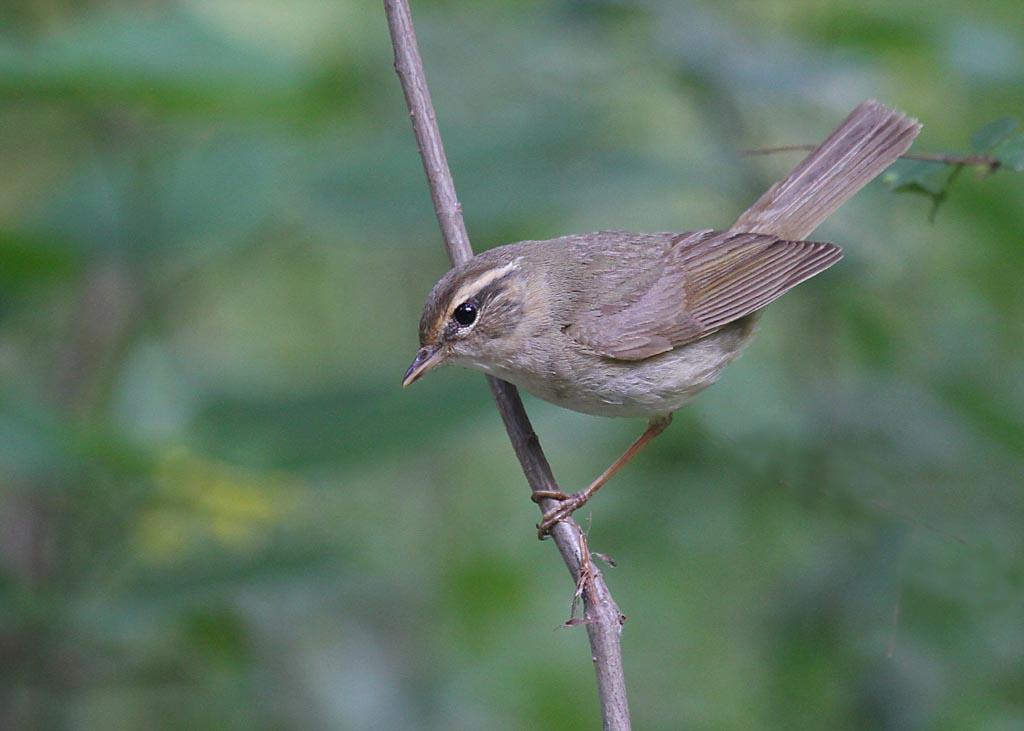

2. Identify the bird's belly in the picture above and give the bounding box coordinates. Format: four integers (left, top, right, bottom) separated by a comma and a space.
490, 318, 757, 418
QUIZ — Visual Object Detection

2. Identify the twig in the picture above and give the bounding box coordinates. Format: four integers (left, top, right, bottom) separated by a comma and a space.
383, 2, 631, 729
743, 144, 1001, 172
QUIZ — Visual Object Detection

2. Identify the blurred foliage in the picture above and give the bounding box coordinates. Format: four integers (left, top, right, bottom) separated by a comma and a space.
884, 116, 1024, 219
1, 0, 1022, 729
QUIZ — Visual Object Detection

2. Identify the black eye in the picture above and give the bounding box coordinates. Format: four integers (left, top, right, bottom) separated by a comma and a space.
453, 301, 478, 326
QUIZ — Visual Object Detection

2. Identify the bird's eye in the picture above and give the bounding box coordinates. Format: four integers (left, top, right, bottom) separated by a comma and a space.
453, 301, 478, 326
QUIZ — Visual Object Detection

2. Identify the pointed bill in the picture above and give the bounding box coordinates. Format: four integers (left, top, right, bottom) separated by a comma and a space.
402, 345, 448, 387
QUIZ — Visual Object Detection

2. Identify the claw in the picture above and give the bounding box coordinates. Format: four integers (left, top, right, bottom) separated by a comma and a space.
537, 491, 590, 538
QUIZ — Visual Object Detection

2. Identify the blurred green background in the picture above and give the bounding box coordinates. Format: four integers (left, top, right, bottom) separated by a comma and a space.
1, 0, 1022, 729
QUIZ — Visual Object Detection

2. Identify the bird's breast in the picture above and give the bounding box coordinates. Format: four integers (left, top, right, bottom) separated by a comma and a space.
480, 317, 758, 418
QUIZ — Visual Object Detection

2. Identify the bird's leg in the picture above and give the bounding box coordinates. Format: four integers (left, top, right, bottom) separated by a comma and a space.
536, 414, 672, 537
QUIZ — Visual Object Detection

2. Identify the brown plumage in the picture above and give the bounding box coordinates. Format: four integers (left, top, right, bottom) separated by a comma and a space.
404, 100, 922, 532
565, 230, 842, 360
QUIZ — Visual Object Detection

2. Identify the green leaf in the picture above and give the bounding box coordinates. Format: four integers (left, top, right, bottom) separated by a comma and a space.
994, 133, 1024, 171
882, 158, 950, 195
970, 117, 1020, 153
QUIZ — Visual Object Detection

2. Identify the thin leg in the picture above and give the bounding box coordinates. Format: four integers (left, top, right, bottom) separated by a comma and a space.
538, 414, 672, 537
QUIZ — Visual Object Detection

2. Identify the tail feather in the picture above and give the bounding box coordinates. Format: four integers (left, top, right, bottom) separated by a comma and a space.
731, 100, 921, 240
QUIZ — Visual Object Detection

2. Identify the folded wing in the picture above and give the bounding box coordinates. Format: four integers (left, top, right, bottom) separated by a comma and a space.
566, 229, 842, 360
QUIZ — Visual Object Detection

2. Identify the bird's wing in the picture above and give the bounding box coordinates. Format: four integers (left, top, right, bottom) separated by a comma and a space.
565, 229, 842, 360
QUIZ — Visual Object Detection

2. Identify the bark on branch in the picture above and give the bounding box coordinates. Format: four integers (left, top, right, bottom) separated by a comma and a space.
383, 2, 631, 728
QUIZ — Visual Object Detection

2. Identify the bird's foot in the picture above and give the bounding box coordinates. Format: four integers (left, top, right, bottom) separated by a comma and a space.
532, 488, 595, 539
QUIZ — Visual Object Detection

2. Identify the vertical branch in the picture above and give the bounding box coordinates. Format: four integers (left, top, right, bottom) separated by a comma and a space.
383, 2, 631, 729
384, 0, 471, 266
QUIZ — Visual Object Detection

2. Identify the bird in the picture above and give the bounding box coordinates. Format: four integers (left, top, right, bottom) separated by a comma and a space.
403, 100, 921, 535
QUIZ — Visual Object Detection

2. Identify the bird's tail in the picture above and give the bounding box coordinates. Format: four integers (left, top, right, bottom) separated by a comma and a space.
731, 100, 921, 241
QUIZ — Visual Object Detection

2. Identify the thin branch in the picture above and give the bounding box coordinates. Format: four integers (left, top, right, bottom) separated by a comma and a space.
744, 144, 1002, 172
384, 2, 471, 265
382, 2, 631, 729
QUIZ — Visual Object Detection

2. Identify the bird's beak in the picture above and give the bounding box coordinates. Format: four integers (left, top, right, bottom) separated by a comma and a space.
402, 344, 447, 387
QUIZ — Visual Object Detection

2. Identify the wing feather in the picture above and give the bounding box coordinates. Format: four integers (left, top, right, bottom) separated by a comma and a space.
565, 230, 842, 360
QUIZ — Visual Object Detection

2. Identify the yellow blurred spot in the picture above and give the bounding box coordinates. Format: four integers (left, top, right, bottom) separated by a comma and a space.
137, 447, 298, 563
